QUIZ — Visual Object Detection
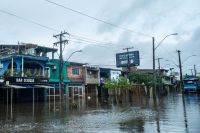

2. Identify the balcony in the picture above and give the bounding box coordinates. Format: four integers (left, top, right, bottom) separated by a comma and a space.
4, 68, 49, 78
86, 78, 100, 84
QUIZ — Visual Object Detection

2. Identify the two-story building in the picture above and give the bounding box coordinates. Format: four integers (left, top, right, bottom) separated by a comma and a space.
84, 66, 100, 97
0, 43, 57, 102
47, 59, 70, 97
67, 62, 85, 98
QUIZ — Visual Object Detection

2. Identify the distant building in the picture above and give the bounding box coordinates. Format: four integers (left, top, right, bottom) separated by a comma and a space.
99, 68, 121, 97
132, 68, 168, 76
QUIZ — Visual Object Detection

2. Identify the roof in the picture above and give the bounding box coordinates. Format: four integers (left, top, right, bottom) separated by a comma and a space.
100, 67, 121, 71
183, 78, 199, 81
69, 62, 85, 66
36, 46, 57, 52
0, 44, 57, 53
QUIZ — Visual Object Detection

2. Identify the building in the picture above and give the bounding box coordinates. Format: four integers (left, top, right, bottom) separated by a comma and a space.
99, 68, 121, 97
0, 43, 57, 102
67, 62, 85, 98
84, 66, 100, 97
47, 59, 70, 97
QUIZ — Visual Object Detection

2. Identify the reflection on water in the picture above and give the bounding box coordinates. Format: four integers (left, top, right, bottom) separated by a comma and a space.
0, 94, 200, 133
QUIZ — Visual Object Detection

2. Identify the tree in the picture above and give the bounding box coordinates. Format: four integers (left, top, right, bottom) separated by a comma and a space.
128, 72, 153, 87
104, 76, 133, 96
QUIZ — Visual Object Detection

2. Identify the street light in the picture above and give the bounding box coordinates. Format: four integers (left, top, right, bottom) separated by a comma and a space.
182, 55, 196, 64
152, 33, 178, 97
155, 33, 178, 50
66, 50, 82, 61
161, 64, 170, 68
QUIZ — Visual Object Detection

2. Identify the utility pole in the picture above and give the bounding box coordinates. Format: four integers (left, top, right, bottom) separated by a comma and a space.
53, 31, 69, 99
123, 46, 134, 74
189, 69, 193, 76
194, 64, 197, 77
157, 58, 163, 75
152, 37, 156, 98
177, 50, 183, 91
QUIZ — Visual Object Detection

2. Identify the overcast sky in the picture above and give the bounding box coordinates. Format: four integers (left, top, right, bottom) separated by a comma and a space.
0, 0, 200, 75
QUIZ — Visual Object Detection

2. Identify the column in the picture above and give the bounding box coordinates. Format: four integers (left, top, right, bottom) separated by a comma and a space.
21, 57, 24, 77
11, 58, 14, 76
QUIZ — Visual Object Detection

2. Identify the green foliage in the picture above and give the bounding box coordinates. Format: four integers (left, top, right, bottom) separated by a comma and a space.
104, 79, 117, 90
4, 69, 11, 76
25, 69, 31, 77
118, 77, 132, 90
128, 72, 153, 86
104, 76, 132, 90
128, 72, 162, 87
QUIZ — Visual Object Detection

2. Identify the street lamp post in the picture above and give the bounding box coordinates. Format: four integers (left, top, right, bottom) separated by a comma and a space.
182, 55, 196, 64
66, 50, 82, 61
152, 33, 178, 97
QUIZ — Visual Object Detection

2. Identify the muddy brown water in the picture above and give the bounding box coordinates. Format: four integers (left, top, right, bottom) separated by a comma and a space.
0, 93, 200, 133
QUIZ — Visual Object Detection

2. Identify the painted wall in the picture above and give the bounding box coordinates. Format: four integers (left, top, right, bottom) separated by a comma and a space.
67, 65, 84, 81
48, 59, 70, 83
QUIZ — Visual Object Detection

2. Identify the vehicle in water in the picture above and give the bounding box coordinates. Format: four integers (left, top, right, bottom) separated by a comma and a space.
183, 78, 200, 93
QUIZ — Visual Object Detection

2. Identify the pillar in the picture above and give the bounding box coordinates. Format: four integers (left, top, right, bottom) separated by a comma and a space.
21, 57, 24, 77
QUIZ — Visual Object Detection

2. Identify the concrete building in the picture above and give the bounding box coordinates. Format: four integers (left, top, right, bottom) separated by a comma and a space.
84, 66, 100, 97
47, 59, 70, 97
99, 68, 121, 97
0, 43, 57, 102
67, 62, 85, 98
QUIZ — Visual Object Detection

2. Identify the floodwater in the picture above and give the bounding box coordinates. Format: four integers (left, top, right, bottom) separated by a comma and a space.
0, 93, 200, 133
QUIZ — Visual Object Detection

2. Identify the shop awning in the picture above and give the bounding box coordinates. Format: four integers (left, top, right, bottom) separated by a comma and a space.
5, 85, 28, 89
34, 85, 55, 89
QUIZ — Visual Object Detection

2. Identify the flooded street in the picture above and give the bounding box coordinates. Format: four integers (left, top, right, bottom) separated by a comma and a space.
1, 93, 200, 133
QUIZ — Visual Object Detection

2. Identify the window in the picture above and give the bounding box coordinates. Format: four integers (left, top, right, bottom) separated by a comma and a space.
71, 68, 79, 75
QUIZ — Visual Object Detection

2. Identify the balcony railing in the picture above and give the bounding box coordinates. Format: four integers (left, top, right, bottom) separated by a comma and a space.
86, 78, 100, 84
4, 68, 49, 78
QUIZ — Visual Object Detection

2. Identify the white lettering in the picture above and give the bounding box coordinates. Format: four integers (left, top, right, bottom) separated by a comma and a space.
16, 78, 23, 82
24, 78, 34, 83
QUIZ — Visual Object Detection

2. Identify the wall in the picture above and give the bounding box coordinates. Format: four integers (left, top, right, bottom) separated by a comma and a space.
67, 65, 84, 81
49, 59, 69, 83
110, 70, 121, 80
85, 67, 100, 85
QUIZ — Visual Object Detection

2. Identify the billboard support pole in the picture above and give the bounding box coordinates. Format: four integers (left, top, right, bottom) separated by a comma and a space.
123, 47, 134, 74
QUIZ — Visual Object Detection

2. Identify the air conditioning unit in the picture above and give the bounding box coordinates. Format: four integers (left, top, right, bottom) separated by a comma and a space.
52, 66, 56, 69
0, 63, 3, 69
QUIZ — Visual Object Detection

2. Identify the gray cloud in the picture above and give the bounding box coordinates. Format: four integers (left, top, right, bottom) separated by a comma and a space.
97, 0, 153, 34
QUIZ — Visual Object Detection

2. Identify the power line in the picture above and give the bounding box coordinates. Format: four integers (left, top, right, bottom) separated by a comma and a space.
69, 37, 124, 49
70, 34, 118, 46
0, 8, 142, 53
70, 40, 120, 51
45, 0, 152, 38
0, 8, 125, 49
0, 9, 58, 32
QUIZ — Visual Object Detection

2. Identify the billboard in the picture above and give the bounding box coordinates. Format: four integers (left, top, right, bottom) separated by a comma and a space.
116, 51, 140, 67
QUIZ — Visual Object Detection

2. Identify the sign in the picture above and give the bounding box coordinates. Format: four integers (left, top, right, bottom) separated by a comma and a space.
116, 51, 140, 67
5, 77, 49, 84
